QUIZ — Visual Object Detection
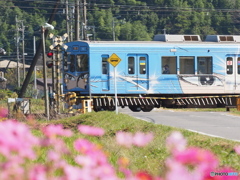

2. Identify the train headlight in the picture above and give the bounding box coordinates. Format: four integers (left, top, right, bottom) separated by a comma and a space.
64, 78, 69, 83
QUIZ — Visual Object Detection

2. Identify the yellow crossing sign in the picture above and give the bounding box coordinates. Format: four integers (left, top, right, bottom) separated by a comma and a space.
107, 53, 121, 67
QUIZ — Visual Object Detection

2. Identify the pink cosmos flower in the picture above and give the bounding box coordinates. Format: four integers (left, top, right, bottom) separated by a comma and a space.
28, 165, 47, 180
166, 131, 187, 153
165, 158, 201, 180
116, 131, 154, 148
133, 132, 154, 147
234, 145, 240, 155
74, 138, 96, 153
42, 124, 73, 138
92, 165, 118, 180
116, 131, 133, 148
47, 150, 61, 162
0, 120, 39, 159
75, 155, 97, 167
0, 107, 8, 118
173, 147, 218, 167
78, 125, 105, 136
63, 164, 83, 180
168, 146, 219, 179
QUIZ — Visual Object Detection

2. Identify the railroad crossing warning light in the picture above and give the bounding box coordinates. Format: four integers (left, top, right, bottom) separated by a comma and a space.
46, 61, 53, 68
47, 51, 54, 58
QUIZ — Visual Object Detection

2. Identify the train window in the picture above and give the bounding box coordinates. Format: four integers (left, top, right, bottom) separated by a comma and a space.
226, 57, 233, 74
76, 54, 88, 72
162, 56, 177, 74
197, 57, 212, 74
128, 57, 135, 74
180, 56, 194, 74
139, 57, 146, 74
102, 56, 109, 74
238, 57, 240, 74
63, 52, 68, 72
80, 46, 87, 52
70, 55, 75, 72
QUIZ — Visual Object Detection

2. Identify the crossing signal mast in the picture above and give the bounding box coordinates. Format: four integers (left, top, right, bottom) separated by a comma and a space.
48, 33, 68, 114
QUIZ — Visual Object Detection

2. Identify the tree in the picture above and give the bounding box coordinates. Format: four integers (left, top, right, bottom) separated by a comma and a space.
131, 21, 151, 40
119, 22, 132, 40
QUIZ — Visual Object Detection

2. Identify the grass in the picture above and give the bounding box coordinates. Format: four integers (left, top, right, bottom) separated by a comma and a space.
1, 99, 240, 175
32, 111, 240, 176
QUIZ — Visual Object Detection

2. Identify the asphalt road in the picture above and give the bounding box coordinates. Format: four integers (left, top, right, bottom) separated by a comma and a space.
118, 107, 240, 142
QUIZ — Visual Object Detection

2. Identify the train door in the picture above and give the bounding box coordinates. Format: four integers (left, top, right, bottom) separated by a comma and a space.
225, 55, 240, 92
101, 55, 110, 91
127, 54, 149, 92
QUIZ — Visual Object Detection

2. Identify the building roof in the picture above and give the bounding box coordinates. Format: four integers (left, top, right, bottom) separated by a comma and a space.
0, 60, 30, 68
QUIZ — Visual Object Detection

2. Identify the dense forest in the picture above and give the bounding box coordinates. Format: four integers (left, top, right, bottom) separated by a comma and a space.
1, 0, 240, 63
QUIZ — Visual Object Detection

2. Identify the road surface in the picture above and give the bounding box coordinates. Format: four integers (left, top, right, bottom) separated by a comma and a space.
118, 108, 240, 142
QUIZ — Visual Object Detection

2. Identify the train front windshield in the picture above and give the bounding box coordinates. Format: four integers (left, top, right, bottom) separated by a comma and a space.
69, 54, 88, 72
63, 53, 89, 92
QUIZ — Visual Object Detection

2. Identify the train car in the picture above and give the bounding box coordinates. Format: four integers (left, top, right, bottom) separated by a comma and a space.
62, 34, 240, 112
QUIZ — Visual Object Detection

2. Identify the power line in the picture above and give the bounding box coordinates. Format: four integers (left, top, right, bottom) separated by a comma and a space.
5, 1, 240, 14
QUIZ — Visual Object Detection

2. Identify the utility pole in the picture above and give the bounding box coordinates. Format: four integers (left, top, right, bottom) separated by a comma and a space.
66, 0, 70, 42
16, 17, 26, 86
15, 16, 20, 88
33, 36, 37, 98
21, 21, 26, 78
79, 0, 83, 40
112, 18, 115, 41
75, 0, 80, 41
83, 0, 87, 40
41, 26, 50, 120
70, 5, 74, 42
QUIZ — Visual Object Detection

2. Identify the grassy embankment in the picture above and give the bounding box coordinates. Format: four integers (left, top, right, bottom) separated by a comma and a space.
1, 99, 240, 175
32, 110, 240, 176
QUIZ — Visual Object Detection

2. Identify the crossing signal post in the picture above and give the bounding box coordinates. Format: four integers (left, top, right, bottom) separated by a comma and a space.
46, 50, 56, 110
49, 33, 68, 114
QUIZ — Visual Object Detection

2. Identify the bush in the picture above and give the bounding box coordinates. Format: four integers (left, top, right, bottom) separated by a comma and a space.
0, 89, 18, 100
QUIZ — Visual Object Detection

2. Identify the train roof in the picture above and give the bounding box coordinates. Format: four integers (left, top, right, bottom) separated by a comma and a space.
154, 34, 240, 42
67, 34, 240, 47
83, 34, 240, 44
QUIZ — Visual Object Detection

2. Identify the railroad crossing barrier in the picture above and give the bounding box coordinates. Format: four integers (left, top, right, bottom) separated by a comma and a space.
64, 92, 76, 113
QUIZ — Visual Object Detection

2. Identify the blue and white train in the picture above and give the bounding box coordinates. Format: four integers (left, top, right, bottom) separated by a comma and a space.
62, 34, 240, 111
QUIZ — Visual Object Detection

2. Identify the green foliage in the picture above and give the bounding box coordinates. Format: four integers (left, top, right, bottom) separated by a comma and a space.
0, 89, 18, 100
0, 0, 239, 55
4, 68, 38, 98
